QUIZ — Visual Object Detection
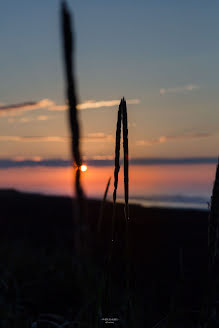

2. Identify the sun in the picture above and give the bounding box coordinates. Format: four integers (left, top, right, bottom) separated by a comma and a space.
80, 164, 88, 172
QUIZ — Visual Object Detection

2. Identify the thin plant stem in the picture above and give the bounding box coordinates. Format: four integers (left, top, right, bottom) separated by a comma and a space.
98, 177, 111, 233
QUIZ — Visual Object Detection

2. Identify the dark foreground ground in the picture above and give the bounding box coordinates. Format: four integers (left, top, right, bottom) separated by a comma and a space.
0, 190, 211, 327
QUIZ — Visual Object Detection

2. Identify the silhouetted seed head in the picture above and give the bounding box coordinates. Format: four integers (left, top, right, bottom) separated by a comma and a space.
113, 101, 122, 204
111, 100, 122, 243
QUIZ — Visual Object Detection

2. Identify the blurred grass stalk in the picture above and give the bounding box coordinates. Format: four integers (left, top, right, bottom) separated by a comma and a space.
61, 2, 87, 256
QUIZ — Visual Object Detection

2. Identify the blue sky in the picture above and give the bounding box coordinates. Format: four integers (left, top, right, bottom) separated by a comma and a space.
0, 0, 219, 161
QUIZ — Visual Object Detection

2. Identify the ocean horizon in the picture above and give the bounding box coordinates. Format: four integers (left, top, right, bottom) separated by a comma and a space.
0, 161, 215, 211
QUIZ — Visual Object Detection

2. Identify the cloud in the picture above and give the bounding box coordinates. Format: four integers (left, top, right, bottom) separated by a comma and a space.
13, 156, 43, 162
0, 136, 68, 142
19, 117, 33, 123
0, 132, 114, 143
0, 99, 55, 117
90, 155, 114, 160
0, 157, 217, 169
82, 133, 114, 143
160, 84, 200, 95
128, 122, 136, 128
8, 115, 50, 124
4, 131, 208, 146
136, 132, 213, 146
8, 117, 33, 123
50, 98, 140, 111
0, 98, 140, 117
37, 115, 49, 121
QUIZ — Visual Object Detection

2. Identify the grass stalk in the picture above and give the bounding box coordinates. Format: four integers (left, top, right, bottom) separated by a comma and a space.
61, 2, 82, 169
111, 100, 122, 244
95, 101, 122, 325
121, 98, 134, 326
121, 97, 129, 222
121, 98, 130, 267
61, 2, 86, 255
98, 177, 111, 233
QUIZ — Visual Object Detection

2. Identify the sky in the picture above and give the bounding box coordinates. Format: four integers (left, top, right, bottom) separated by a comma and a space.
0, 1, 219, 206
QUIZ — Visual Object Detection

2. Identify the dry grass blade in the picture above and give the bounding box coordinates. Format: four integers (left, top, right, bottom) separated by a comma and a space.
98, 177, 111, 233
61, 2, 86, 254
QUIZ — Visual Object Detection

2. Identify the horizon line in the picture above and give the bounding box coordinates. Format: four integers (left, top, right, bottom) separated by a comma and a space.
0, 156, 217, 168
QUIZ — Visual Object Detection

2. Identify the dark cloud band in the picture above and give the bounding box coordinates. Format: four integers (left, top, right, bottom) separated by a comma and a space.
0, 157, 217, 168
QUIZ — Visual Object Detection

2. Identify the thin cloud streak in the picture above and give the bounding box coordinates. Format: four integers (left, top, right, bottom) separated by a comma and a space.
0, 99, 55, 117
50, 98, 140, 110
160, 84, 200, 95
0, 98, 140, 117
0, 136, 68, 142
136, 132, 213, 146
83, 133, 114, 143
8, 115, 50, 124
13, 156, 43, 162
0, 133, 114, 143
37, 115, 49, 121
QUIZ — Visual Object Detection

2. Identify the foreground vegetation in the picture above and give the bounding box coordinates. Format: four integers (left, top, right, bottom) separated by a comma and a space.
0, 191, 213, 327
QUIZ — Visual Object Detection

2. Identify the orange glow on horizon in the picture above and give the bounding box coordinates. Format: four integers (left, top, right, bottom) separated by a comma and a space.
0, 164, 216, 201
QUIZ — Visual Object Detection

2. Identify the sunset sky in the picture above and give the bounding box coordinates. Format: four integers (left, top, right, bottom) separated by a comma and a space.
0, 1, 219, 206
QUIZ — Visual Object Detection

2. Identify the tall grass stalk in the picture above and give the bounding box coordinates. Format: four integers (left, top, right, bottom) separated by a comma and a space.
121, 97, 129, 222
111, 100, 122, 243
98, 99, 132, 324
121, 98, 130, 270
121, 98, 135, 327
61, 2, 87, 256
96, 102, 122, 322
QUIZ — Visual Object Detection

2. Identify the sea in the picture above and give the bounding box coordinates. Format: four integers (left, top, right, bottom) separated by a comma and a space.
0, 162, 216, 210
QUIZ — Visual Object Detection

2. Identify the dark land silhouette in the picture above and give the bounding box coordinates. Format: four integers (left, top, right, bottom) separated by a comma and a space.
0, 189, 210, 326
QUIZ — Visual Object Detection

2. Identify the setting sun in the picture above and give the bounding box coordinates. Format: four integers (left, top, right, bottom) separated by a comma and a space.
80, 164, 88, 172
